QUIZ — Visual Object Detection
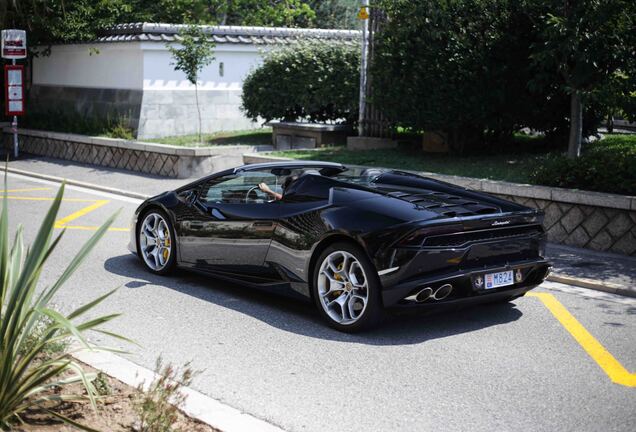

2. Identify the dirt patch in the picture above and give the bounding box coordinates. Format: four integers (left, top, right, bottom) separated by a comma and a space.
13, 362, 218, 432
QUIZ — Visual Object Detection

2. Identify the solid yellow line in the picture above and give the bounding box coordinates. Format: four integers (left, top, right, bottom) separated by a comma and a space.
58, 225, 129, 232
54, 200, 110, 227
0, 187, 52, 193
3, 196, 99, 202
527, 292, 636, 387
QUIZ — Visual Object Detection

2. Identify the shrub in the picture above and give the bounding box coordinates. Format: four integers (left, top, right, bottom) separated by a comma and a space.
133, 357, 197, 432
241, 41, 360, 124
530, 136, 636, 195
22, 108, 135, 139
0, 181, 127, 429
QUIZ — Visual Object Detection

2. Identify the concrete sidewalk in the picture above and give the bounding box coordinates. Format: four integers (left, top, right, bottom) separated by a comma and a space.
4, 155, 635, 297
4, 155, 186, 197
546, 244, 636, 297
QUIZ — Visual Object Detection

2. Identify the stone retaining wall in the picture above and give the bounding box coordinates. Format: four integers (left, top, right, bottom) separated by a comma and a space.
244, 153, 636, 256
3, 129, 270, 179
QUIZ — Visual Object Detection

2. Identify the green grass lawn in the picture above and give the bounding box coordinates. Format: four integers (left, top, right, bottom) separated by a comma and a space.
147, 128, 273, 147
272, 134, 636, 191
273, 146, 546, 183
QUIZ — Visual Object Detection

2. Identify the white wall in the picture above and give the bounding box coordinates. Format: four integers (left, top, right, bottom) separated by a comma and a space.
33, 43, 144, 89
31, 41, 271, 137
141, 44, 268, 90
33, 42, 269, 91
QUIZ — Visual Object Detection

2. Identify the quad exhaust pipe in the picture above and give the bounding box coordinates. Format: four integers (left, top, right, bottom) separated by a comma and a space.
406, 283, 454, 303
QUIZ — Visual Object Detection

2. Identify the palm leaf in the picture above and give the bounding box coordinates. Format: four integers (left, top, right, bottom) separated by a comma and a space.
0, 182, 127, 428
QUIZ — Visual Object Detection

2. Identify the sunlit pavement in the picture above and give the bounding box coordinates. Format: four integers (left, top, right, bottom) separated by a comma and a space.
4, 172, 635, 432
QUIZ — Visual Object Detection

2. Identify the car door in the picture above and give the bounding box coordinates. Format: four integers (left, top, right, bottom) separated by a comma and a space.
178, 170, 282, 277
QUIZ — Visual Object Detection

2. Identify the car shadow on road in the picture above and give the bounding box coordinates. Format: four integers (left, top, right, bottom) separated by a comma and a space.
105, 254, 524, 346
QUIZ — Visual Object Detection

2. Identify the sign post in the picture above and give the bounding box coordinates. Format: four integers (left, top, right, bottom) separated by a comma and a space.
357, 1, 369, 137
1, 29, 27, 158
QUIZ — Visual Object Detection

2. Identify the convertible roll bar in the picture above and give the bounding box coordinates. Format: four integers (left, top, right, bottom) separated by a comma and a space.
234, 161, 347, 173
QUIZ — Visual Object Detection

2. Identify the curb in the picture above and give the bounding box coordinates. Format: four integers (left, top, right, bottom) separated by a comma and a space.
547, 273, 635, 298
6, 165, 635, 299
1, 166, 151, 200
72, 349, 285, 432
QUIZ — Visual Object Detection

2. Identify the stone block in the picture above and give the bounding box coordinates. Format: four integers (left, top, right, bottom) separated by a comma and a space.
421, 131, 449, 153
607, 213, 632, 238
481, 181, 552, 200
551, 187, 631, 210
143, 90, 175, 105
275, 135, 292, 150
542, 202, 563, 230
611, 231, 636, 255
581, 210, 609, 237
561, 206, 585, 234
588, 231, 613, 251
547, 223, 568, 243
564, 226, 590, 248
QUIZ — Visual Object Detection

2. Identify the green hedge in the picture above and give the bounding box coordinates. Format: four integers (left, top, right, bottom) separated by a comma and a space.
530, 136, 636, 195
241, 42, 360, 124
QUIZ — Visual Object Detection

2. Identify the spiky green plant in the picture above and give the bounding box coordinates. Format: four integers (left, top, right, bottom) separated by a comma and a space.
0, 180, 128, 430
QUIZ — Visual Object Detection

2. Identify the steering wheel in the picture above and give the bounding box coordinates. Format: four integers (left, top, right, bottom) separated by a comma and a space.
245, 185, 262, 203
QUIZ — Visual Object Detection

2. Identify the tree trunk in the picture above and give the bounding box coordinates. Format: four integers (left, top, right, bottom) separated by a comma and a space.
195, 82, 202, 144
606, 111, 614, 134
567, 91, 582, 159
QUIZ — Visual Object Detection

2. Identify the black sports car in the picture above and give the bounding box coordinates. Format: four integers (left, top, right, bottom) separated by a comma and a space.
129, 161, 550, 332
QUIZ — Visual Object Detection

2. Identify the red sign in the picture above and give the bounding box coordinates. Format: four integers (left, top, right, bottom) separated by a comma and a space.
1, 30, 27, 59
5, 65, 25, 116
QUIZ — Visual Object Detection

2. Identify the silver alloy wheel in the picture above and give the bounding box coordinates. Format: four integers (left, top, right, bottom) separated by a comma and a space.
139, 212, 172, 271
317, 250, 369, 325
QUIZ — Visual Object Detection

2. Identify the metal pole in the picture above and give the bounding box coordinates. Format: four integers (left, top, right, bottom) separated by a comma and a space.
357, 0, 369, 137
11, 58, 18, 158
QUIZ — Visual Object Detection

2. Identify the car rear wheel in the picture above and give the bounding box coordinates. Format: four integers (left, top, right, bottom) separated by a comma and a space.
137, 209, 176, 275
312, 242, 383, 332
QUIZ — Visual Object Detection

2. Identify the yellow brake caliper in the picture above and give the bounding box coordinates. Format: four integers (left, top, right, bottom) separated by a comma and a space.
162, 230, 170, 260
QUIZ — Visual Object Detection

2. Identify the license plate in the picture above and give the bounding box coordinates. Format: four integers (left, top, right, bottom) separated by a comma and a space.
485, 270, 514, 289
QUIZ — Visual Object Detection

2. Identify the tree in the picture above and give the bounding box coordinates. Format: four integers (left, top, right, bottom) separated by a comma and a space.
372, 0, 545, 153
0, 0, 130, 48
211, 0, 315, 27
308, 0, 360, 29
168, 25, 215, 143
529, 0, 636, 158
0, 0, 319, 48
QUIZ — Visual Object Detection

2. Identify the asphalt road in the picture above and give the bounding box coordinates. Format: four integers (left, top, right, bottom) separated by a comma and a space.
4, 172, 635, 432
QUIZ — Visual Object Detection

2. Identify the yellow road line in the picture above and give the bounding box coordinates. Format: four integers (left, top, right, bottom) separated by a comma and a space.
54, 200, 110, 228
527, 292, 636, 388
60, 225, 129, 232
3, 196, 99, 202
0, 187, 52, 193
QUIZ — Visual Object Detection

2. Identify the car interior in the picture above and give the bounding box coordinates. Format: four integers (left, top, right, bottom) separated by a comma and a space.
198, 167, 390, 205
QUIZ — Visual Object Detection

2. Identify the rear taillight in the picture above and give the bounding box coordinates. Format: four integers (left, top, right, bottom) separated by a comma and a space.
398, 224, 463, 247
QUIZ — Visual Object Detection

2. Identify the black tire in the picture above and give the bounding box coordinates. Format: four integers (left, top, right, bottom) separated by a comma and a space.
136, 208, 177, 275
312, 242, 384, 332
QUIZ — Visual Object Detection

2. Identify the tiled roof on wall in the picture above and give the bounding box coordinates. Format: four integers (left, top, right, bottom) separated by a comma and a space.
97, 23, 360, 45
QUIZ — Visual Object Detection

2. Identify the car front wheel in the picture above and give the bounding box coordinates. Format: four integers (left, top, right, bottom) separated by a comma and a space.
312, 242, 384, 332
137, 209, 176, 275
